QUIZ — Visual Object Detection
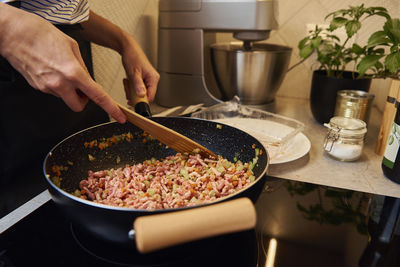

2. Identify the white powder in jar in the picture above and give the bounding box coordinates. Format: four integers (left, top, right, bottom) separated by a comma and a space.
327, 143, 363, 161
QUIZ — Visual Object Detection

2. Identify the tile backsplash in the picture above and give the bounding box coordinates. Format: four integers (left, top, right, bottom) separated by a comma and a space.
89, 0, 399, 112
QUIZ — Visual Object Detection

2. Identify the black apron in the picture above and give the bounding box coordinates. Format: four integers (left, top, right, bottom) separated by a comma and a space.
0, 24, 110, 185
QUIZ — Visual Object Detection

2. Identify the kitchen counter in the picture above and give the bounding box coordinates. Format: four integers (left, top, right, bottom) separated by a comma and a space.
261, 96, 400, 199
0, 97, 389, 267
151, 96, 400, 199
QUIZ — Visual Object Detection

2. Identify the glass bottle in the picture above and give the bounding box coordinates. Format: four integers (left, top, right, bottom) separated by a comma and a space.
382, 101, 400, 184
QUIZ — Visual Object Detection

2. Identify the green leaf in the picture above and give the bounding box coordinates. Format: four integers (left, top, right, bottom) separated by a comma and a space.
373, 11, 391, 20
374, 61, 384, 72
367, 31, 390, 48
352, 43, 364, 55
357, 55, 383, 76
298, 37, 309, 49
299, 44, 314, 59
319, 42, 335, 53
372, 48, 386, 55
326, 34, 341, 42
325, 9, 347, 20
343, 55, 354, 63
345, 20, 361, 37
311, 37, 322, 48
385, 52, 400, 73
369, 7, 388, 13
330, 17, 347, 31
384, 19, 400, 44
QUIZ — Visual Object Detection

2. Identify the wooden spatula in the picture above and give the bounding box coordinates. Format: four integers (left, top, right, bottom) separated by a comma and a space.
118, 104, 217, 159
118, 80, 216, 159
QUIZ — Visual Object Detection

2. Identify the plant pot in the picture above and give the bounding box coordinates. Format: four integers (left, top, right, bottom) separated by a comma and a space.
310, 70, 372, 124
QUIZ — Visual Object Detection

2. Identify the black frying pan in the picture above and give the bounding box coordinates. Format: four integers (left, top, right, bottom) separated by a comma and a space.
43, 117, 269, 252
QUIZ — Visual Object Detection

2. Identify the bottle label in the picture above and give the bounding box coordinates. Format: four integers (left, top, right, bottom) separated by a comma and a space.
383, 122, 400, 169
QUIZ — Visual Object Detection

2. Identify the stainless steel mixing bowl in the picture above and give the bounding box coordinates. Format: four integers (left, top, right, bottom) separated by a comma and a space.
210, 42, 292, 105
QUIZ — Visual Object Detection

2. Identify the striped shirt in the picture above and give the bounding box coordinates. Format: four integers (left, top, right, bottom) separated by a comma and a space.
1, 0, 89, 24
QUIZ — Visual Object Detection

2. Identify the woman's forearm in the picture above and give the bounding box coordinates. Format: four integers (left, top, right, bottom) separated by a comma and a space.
0, 3, 25, 57
79, 11, 129, 54
79, 10, 159, 101
0, 4, 126, 122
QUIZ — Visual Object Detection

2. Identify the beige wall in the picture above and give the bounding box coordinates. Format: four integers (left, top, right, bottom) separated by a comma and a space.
275, 0, 399, 112
89, 0, 399, 111
218, 0, 399, 112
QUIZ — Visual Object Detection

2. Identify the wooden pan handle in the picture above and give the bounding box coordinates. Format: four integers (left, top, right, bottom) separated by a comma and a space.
133, 198, 256, 253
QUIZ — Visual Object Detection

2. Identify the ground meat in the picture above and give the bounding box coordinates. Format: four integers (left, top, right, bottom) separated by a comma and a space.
77, 153, 257, 210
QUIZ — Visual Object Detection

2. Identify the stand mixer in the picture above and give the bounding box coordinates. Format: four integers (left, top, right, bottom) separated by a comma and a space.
155, 0, 290, 109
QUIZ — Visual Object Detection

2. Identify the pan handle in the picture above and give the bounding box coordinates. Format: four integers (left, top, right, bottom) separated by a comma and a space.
132, 197, 256, 253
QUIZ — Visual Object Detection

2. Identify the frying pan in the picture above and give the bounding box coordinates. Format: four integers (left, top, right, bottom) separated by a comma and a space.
43, 116, 269, 252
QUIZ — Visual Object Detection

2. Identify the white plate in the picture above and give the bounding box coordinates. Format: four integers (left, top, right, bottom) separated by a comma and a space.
270, 132, 311, 164
214, 118, 311, 164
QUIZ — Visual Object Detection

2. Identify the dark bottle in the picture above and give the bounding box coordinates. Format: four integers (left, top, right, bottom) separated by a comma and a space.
382, 101, 400, 184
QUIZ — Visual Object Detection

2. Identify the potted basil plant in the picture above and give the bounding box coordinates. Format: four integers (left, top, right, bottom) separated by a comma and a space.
297, 4, 400, 124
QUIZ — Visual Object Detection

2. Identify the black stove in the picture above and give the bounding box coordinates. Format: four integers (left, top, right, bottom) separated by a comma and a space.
1, 174, 399, 267
0, 198, 258, 267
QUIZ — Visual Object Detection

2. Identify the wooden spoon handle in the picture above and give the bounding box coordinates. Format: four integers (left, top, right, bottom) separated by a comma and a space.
132, 92, 149, 107
118, 104, 217, 159
124, 78, 152, 117
133, 198, 256, 253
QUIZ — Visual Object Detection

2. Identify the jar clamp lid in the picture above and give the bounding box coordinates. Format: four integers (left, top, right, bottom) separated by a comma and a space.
324, 116, 367, 136
323, 116, 367, 154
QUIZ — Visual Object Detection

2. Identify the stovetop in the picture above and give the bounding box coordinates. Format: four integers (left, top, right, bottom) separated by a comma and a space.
1, 198, 259, 267
0, 174, 385, 267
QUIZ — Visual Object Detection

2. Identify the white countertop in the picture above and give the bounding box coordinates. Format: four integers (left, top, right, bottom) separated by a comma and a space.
153, 96, 400, 198
265, 96, 400, 198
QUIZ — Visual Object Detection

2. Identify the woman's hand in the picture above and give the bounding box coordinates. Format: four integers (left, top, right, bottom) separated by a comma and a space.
80, 11, 159, 106
120, 35, 160, 104
0, 4, 126, 123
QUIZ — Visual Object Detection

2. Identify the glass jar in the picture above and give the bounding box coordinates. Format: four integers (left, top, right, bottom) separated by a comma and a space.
323, 116, 367, 161
334, 90, 375, 124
